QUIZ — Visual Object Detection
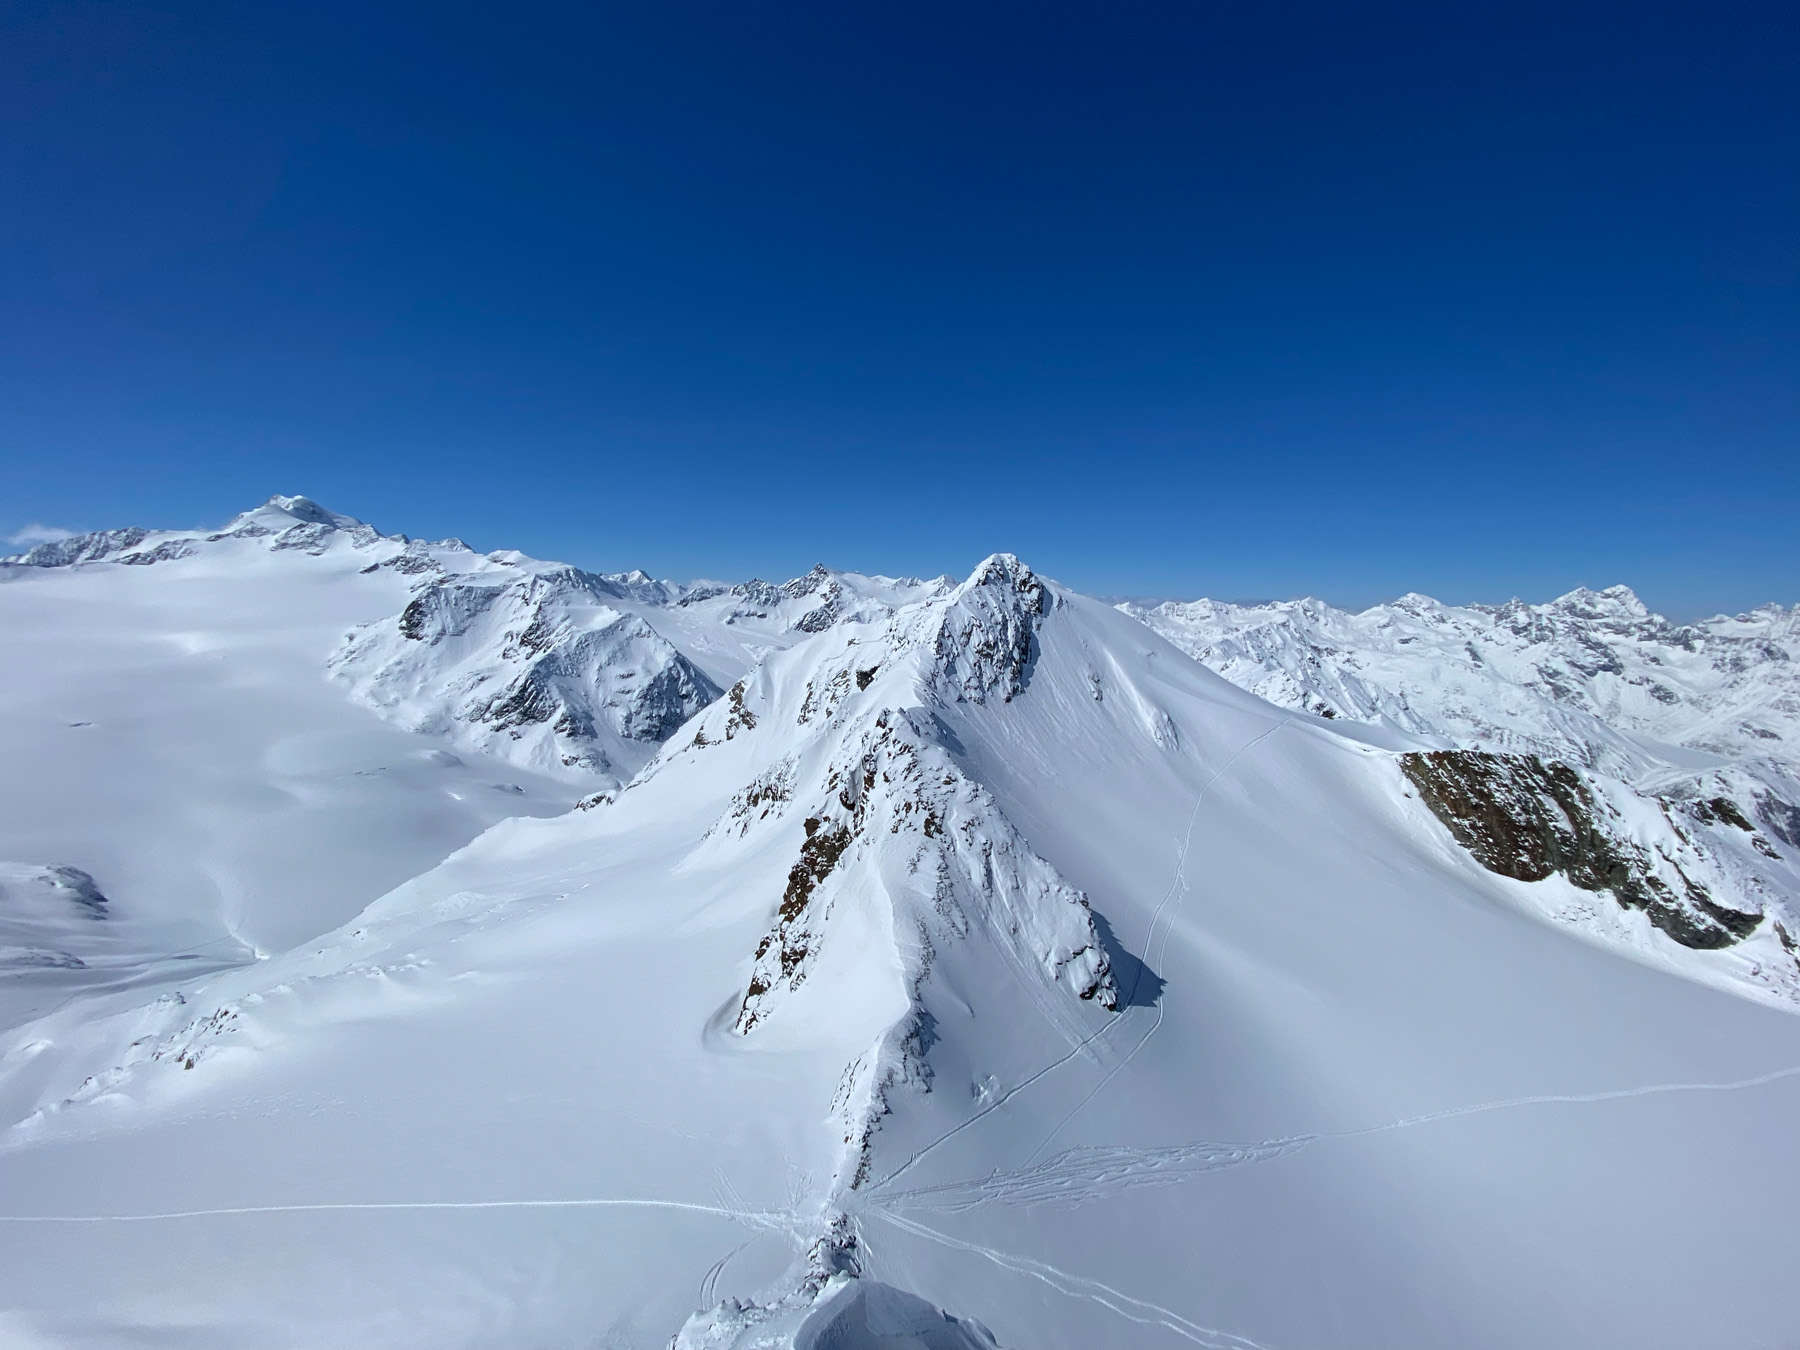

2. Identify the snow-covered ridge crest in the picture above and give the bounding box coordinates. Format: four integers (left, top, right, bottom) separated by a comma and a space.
665, 553, 1114, 1049
0, 493, 385, 567
640, 559, 1118, 1339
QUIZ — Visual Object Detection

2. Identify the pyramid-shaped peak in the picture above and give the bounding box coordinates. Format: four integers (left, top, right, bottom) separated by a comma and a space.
1551, 583, 1649, 618
955, 552, 1042, 598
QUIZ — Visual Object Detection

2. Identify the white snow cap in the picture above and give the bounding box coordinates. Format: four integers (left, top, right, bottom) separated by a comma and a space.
224, 494, 370, 533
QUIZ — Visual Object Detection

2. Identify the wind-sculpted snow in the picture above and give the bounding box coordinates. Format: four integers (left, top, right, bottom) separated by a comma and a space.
673, 1271, 1002, 1349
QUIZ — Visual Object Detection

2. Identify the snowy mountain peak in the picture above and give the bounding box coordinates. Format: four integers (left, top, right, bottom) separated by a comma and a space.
333, 564, 720, 785
226, 494, 369, 534
781, 563, 835, 598
916, 553, 1050, 706
1553, 582, 1650, 615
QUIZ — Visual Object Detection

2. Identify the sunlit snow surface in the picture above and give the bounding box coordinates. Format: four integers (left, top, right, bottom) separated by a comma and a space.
2, 502, 1798, 1349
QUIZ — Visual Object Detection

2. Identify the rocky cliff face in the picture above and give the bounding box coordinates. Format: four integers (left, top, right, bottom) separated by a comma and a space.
1400, 750, 1771, 951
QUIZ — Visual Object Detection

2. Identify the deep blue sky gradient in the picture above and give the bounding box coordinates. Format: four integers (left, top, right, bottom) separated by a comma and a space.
2, 2, 1795, 615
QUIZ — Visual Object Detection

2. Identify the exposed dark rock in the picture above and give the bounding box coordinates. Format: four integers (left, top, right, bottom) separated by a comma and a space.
117, 539, 198, 566
783, 817, 855, 925
1689, 796, 1757, 832
931, 555, 1049, 705
1757, 793, 1800, 849
1400, 750, 1760, 950
782, 564, 833, 600
731, 579, 783, 610
725, 682, 757, 737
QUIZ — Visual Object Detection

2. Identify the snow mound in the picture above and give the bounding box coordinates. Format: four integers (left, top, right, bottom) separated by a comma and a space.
674, 1274, 999, 1349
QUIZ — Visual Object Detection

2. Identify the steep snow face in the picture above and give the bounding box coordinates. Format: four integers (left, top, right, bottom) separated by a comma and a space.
675, 1272, 1000, 1349
1125, 585, 1800, 775
839, 586, 1800, 1350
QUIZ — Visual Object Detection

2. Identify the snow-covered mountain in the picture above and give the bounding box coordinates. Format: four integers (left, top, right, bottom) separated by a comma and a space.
1122, 585, 1799, 777
3, 501, 1800, 1350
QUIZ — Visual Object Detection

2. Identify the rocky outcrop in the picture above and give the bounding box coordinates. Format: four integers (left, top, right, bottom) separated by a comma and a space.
923, 553, 1049, 705
4, 528, 150, 567
1401, 750, 1763, 950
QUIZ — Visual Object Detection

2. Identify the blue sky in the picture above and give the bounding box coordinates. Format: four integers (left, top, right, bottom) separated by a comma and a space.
2, 2, 1795, 616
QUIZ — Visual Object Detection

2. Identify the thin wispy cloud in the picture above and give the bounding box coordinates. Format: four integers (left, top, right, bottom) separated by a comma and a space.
7, 524, 77, 547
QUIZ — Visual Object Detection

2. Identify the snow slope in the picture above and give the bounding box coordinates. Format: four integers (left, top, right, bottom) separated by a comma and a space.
3, 508, 1799, 1348
0, 497, 585, 966
1124, 586, 1800, 998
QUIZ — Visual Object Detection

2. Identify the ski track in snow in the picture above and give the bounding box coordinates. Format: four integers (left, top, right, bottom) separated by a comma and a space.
873, 1207, 1273, 1350
874, 1137, 1317, 1213
1020, 715, 1292, 1166
698, 1232, 763, 1307
873, 1062, 1800, 1214
0, 1197, 792, 1228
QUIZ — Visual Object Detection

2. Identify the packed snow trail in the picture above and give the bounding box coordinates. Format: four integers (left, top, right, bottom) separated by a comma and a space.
874, 1137, 1318, 1213
7, 1067, 1787, 1235
1350, 1060, 1800, 1138
872, 1061, 1800, 1213
0, 1197, 793, 1227
872, 1208, 1274, 1350
698, 1233, 766, 1308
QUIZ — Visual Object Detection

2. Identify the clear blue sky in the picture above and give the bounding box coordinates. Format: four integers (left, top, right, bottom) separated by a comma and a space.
3, 2, 1795, 616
